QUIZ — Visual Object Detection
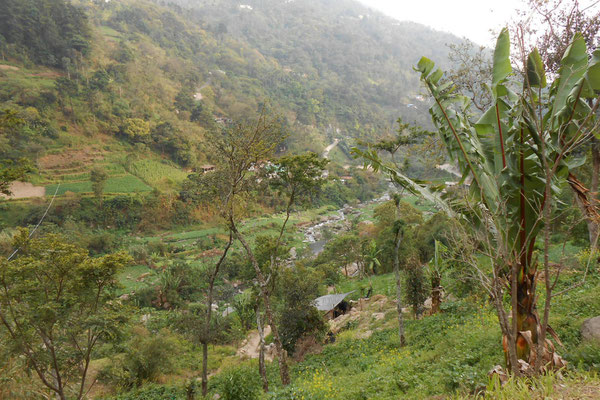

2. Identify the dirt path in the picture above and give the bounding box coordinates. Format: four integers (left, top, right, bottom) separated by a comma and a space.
236, 325, 272, 360
322, 138, 339, 159
1, 182, 46, 199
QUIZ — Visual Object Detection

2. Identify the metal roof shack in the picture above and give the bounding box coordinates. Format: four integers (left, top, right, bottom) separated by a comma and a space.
313, 291, 354, 319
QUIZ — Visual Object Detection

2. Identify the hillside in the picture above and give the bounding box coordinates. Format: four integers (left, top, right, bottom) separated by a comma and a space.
0, 0, 462, 199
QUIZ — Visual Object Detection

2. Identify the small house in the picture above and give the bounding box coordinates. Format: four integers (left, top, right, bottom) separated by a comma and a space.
199, 165, 216, 174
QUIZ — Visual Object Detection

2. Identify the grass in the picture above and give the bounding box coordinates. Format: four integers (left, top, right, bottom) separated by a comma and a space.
117, 264, 157, 295
99, 25, 123, 40
0, 66, 57, 92
262, 297, 502, 399
337, 272, 397, 300
469, 370, 600, 399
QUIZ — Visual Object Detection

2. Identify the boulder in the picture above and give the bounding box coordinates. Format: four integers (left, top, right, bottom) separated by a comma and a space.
355, 329, 372, 339
372, 312, 385, 321
581, 316, 600, 343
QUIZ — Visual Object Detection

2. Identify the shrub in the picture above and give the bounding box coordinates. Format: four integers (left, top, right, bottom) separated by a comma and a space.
101, 327, 180, 389
215, 366, 261, 400
87, 231, 117, 255
129, 244, 149, 264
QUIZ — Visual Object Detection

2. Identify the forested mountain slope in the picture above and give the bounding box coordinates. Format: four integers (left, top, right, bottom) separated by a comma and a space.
0, 0, 461, 194
165, 0, 462, 133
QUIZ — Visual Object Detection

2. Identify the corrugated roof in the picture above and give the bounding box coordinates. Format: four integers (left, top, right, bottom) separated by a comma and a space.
313, 291, 354, 312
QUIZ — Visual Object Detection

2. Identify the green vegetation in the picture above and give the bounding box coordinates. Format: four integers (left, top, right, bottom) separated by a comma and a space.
127, 159, 189, 188
1, 0, 600, 399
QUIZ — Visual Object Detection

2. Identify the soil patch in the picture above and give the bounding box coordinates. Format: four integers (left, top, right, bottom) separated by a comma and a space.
236, 326, 274, 361
1, 181, 46, 199
38, 147, 104, 169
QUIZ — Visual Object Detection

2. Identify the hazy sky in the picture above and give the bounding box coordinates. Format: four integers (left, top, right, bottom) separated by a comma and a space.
357, 0, 524, 46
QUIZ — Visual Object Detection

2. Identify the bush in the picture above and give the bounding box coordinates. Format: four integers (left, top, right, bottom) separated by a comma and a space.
87, 231, 117, 255
100, 327, 180, 389
147, 240, 168, 257
129, 244, 149, 264
277, 265, 327, 354
214, 366, 261, 400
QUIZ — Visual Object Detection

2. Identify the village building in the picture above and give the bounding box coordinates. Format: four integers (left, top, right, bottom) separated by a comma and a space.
198, 164, 216, 173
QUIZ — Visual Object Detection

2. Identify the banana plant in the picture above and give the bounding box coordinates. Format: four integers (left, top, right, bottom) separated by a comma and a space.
427, 239, 447, 314
354, 29, 600, 373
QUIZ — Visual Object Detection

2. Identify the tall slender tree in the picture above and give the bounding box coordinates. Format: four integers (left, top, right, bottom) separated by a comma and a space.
206, 109, 294, 385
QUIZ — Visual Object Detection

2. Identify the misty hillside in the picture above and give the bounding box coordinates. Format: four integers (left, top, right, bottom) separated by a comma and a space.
165, 0, 462, 130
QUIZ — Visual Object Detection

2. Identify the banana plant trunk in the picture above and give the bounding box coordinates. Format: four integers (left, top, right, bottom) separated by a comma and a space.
430, 272, 441, 315
513, 259, 539, 363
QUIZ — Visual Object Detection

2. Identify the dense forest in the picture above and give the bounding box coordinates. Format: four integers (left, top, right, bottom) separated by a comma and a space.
1, 0, 600, 399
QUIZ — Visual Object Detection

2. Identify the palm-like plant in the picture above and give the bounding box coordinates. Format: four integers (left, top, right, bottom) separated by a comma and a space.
363, 239, 382, 275
355, 29, 600, 374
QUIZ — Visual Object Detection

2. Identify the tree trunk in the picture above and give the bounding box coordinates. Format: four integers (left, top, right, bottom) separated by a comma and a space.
591, 138, 599, 207
393, 229, 406, 346
201, 341, 208, 396
232, 225, 290, 385
256, 308, 269, 392
502, 256, 541, 372
493, 278, 520, 375
202, 233, 233, 397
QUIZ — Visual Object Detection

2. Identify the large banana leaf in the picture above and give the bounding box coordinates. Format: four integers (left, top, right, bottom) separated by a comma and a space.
411, 29, 596, 265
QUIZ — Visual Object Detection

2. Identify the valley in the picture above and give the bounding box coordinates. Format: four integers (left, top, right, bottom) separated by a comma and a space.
0, 0, 599, 399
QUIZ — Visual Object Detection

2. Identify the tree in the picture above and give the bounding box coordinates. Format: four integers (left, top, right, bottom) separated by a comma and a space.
90, 166, 108, 201
0, 158, 32, 196
0, 0, 91, 68
446, 40, 493, 112
357, 120, 427, 345
426, 240, 448, 314
317, 233, 362, 277
203, 108, 295, 387
0, 230, 131, 399
55, 77, 78, 117
355, 29, 600, 374
362, 239, 381, 275
120, 118, 150, 142
201, 232, 232, 396
276, 264, 327, 354
181, 168, 234, 396
0, 110, 33, 196
404, 256, 428, 318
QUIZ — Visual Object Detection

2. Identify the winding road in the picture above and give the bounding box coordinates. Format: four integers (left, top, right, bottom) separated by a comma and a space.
322, 138, 339, 159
